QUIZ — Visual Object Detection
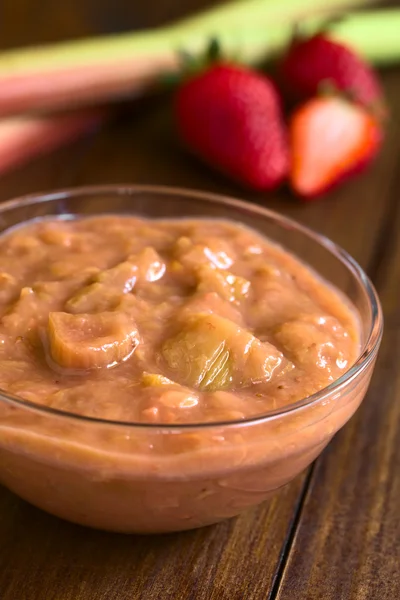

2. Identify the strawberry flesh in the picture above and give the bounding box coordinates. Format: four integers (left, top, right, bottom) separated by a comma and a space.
175, 64, 289, 191
290, 97, 382, 198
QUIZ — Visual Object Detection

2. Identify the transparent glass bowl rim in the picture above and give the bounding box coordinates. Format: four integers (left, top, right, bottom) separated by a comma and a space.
0, 184, 383, 430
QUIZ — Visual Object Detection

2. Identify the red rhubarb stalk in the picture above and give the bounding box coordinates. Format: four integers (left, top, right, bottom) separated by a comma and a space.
0, 110, 104, 175
0, 0, 388, 117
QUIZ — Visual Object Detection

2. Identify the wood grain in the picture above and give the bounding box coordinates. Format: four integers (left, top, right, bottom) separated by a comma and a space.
0, 2, 399, 600
274, 87, 400, 600
274, 196, 400, 600
0, 481, 306, 600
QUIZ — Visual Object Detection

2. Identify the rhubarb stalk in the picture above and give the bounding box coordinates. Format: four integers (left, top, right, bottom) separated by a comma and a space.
0, 111, 105, 176
0, 0, 396, 116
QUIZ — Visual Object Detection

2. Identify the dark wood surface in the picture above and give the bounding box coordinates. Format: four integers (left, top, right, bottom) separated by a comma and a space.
0, 2, 399, 599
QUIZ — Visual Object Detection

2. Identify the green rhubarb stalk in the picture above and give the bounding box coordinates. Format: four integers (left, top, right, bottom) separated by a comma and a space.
0, 0, 375, 74
323, 10, 400, 65
0, 1, 398, 116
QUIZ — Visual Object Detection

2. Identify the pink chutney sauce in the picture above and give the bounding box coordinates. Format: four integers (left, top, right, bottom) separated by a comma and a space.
0, 216, 364, 532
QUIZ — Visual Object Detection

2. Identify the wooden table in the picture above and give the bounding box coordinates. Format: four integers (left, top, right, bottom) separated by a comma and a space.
1, 2, 399, 598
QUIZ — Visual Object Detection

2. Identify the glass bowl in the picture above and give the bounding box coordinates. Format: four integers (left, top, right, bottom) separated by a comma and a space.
0, 185, 383, 533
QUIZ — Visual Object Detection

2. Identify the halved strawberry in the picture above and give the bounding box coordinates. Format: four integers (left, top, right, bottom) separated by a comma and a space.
289, 96, 382, 199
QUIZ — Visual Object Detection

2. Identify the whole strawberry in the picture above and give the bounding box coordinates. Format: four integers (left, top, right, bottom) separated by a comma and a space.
280, 34, 384, 111
175, 63, 289, 190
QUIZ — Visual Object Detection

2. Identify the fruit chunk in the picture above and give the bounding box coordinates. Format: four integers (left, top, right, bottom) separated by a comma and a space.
279, 33, 384, 110
0, 272, 17, 304
289, 96, 382, 198
66, 259, 138, 313
180, 291, 244, 326
2, 283, 64, 336
274, 314, 354, 379
140, 372, 199, 416
130, 247, 166, 284
47, 311, 139, 370
173, 236, 234, 270
162, 313, 290, 391
196, 265, 250, 303
141, 372, 175, 387
66, 248, 165, 313
175, 64, 289, 190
